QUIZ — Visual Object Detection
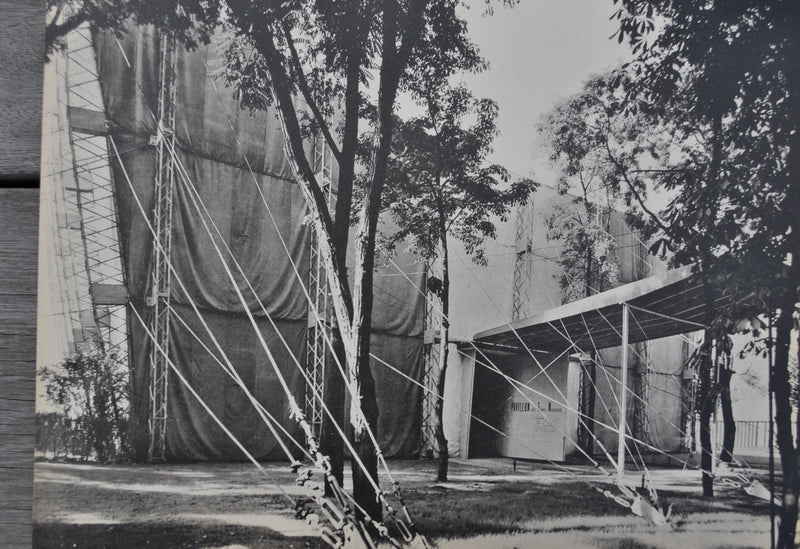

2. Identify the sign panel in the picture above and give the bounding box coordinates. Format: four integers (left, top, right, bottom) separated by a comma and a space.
501, 398, 567, 461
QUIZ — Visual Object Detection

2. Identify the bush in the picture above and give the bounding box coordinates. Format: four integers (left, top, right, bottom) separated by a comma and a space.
39, 345, 130, 462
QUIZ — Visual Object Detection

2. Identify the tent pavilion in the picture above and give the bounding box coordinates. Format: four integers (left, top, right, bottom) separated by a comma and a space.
456, 264, 726, 479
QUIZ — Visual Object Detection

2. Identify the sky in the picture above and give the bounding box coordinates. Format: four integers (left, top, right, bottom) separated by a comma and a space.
459, 0, 630, 182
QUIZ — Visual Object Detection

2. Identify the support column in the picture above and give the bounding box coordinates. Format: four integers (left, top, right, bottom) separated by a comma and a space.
305, 137, 334, 439
512, 198, 534, 320
420, 260, 442, 456
617, 302, 629, 482
147, 35, 177, 462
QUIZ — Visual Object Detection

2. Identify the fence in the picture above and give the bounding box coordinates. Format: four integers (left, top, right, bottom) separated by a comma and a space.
714, 420, 799, 451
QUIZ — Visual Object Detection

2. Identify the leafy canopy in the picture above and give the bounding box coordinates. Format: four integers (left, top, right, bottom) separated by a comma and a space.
381, 83, 534, 266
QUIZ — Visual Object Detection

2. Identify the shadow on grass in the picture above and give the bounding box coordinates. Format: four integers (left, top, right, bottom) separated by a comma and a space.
406, 481, 631, 538
656, 487, 773, 516
33, 522, 324, 549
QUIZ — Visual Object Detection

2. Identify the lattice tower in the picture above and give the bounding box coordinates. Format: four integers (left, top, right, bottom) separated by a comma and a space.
632, 341, 651, 447
59, 26, 130, 377
147, 35, 178, 461
420, 259, 443, 457
512, 196, 534, 320
305, 136, 335, 439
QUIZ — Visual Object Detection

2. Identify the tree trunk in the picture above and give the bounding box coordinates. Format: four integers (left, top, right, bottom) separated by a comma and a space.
319, 36, 361, 494
718, 361, 736, 464
775, 28, 800, 546
698, 347, 714, 497
348, 2, 405, 520
773, 237, 799, 549
246, 2, 427, 519
697, 111, 724, 498
434, 207, 450, 482
699, 275, 716, 497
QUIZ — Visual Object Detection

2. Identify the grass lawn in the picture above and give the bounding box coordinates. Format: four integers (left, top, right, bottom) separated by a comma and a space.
33, 458, 774, 548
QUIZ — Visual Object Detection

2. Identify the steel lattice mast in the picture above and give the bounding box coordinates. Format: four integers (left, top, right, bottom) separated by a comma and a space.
512, 197, 534, 321
419, 259, 442, 457
305, 137, 335, 439
62, 26, 130, 368
147, 35, 178, 461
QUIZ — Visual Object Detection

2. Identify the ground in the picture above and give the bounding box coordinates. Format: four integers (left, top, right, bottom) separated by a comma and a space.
33, 458, 774, 548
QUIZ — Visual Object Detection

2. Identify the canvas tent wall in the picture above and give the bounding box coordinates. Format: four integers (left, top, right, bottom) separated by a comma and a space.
79, 26, 427, 461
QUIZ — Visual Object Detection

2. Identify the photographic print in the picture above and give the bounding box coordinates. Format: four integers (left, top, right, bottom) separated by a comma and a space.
34, 1, 798, 548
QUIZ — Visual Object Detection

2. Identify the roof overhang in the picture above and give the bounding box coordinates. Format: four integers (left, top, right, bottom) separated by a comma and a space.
474, 265, 726, 354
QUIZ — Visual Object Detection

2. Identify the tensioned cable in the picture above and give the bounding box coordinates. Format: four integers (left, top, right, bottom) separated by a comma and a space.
166, 302, 312, 460
577, 312, 663, 476
166, 301, 408, 537
463, 346, 695, 492
550, 255, 703, 352
129, 305, 301, 510
544, 315, 709, 473
446, 255, 621, 468
108, 131, 323, 467
107, 134, 311, 463
170, 144, 391, 499
626, 306, 742, 475
393, 253, 704, 476
110, 133, 394, 543
591, 304, 706, 443
108, 34, 391, 509
412, 256, 614, 468
624, 307, 694, 435
134, 60, 424, 537
199, 62, 426, 529
123, 128, 387, 504
111, 26, 667, 522
472, 322, 620, 469
455, 346, 660, 511
387, 257, 619, 473
465, 344, 616, 470
544, 318, 644, 473
167, 131, 428, 539
399, 256, 606, 445
369, 353, 611, 484
110, 32, 424, 533
627, 303, 707, 330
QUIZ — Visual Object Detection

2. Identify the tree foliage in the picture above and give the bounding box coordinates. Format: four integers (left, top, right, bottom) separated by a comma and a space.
611, 2, 800, 544
537, 76, 635, 302
39, 345, 130, 462
544, 202, 619, 302
382, 85, 533, 267
379, 77, 533, 482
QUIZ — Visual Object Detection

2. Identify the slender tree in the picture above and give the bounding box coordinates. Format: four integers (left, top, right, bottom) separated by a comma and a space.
538, 82, 631, 455
381, 84, 534, 481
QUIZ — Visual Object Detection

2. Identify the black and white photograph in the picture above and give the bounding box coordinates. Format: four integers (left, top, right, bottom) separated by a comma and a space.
30, 1, 800, 548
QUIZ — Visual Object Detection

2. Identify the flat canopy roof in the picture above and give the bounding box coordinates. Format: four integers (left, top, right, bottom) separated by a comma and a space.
474, 265, 728, 354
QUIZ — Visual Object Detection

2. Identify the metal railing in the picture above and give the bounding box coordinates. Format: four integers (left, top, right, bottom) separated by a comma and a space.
714, 420, 799, 450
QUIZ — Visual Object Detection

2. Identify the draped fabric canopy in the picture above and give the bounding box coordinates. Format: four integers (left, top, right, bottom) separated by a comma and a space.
97, 27, 426, 460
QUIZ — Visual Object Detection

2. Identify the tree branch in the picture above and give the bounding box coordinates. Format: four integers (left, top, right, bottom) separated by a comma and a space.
602, 137, 673, 237
281, 21, 342, 163
45, 9, 88, 55
247, 22, 354, 329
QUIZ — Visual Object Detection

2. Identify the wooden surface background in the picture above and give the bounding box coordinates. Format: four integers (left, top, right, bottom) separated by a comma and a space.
1, 1, 45, 548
